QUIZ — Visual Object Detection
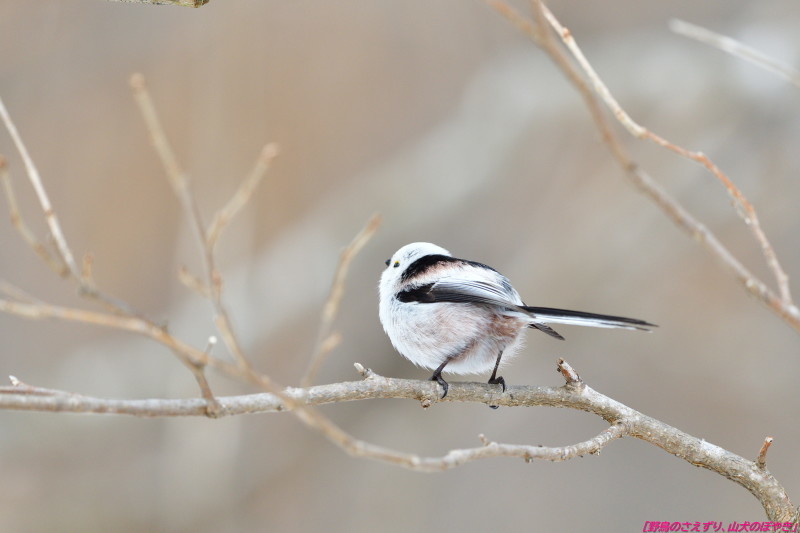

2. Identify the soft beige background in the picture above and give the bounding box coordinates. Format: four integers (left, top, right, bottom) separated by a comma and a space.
1, 1, 799, 531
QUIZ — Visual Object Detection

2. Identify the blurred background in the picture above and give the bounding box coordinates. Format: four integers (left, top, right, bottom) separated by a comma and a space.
1, 0, 799, 531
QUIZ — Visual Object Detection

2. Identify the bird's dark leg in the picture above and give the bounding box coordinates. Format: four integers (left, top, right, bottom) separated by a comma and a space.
487, 351, 506, 410
488, 350, 506, 392
429, 360, 450, 399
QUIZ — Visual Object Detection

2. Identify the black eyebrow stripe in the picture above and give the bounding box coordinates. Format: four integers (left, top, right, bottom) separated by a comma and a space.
400, 254, 497, 282
400, 255, 459, 282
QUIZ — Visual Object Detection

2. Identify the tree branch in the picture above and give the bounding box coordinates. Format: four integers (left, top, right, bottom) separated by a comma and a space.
130, 73, 278, 378
484, 0, 800, 332
0, 361, 793, 519
107, 0, 208, 7
538, 4, 792, 307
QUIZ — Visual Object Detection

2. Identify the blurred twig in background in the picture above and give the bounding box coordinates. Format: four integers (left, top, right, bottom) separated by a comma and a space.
302, 212, 381, 387
0, 156, 66, 275
670, 19, 800, 90
486, 0, 799, 332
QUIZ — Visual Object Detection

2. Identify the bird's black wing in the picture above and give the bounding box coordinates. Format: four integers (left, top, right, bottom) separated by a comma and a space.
396, 280, 567, 340
396, 279, 521, 309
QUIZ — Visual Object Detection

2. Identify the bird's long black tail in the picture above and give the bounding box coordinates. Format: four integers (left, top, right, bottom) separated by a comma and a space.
522, 306, 656, 339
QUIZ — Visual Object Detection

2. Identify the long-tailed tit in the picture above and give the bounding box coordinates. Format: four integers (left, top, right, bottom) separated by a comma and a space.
379, 242, 655, 399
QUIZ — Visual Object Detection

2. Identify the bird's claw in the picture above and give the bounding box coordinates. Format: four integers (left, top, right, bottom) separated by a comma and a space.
429, 374, 449, 399
488, 375, 506, 392
488, 375, 506, 409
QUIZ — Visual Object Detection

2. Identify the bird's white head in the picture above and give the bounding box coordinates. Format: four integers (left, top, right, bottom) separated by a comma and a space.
379, 242, 450, 296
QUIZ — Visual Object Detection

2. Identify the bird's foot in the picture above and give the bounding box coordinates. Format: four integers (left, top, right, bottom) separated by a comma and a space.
487, 375, 506, 409
488, 375, 506, 392
429, 373, 449, 399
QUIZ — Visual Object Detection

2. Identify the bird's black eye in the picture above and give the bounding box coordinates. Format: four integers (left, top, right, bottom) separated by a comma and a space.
385, 258, 390, 267
393, 261, 400, 268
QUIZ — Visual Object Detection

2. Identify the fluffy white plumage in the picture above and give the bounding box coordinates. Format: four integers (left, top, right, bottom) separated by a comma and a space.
379, 243, 526, 374
378, 242, 655, 397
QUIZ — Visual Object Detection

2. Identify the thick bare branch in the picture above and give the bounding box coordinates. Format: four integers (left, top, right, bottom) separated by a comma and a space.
0, 363, 793, 519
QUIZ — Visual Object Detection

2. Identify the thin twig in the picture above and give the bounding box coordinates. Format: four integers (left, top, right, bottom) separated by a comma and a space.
130, 73, 282, 375
206, 143, 279, 252
187, 360, 221, 417
80, 253, 94, 285
0, 280, 42, 304
130, 73, 251, 371
556, 358, 582, 387
756, 436, 774, 470
669, 19, 800, 90
301, 213, 381, 387
0, 98, 78, 277
537, 3, 792, 307
129, 73, 208, 255
177, 265, 210, 298
0, 157, 67, 275
1, 293, 236, 419
485, 0, 541, 43
4, 375, 71, 396
0, 297, 232, 375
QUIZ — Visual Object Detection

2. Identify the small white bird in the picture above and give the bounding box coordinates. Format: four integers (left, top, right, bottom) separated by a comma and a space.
379, 242, 655, 399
